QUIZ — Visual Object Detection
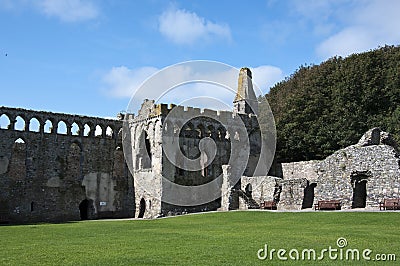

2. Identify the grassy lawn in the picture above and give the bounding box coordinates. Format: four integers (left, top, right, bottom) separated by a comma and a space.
1, 211, 399, 265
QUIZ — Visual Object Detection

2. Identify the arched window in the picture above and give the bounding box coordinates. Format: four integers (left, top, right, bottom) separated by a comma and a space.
136, 131, 152, 169
44, 120, 53, 133
83, 124, 91, 136
163, 120, 173, 135
71, 122, 80, 136
197, 124, 205, 138
113, 145, 124, 177
217, 127, 226, 141
15, 116, 25, 131
9, 138, 26, 180
106, 126, 113, 138
0, 114, 10, 129
95, 125, 103, 137
207, 125, 215, 138
29, 117, 40, 132
57, 121, 67, 135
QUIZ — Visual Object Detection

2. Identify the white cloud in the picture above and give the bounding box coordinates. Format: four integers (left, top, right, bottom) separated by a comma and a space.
158, 7, 231, 45
251, 66, 284, 93
36, 0, 99, 22
102, 66, 159, 98
0, 0, 99, 22
103, 64, 284, 113
316, 0, 400, 59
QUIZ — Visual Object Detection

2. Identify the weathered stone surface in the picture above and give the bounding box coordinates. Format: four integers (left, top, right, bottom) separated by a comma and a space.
228, 128, 400, 211
279, 128, 400, 210
0, 106, 134, 224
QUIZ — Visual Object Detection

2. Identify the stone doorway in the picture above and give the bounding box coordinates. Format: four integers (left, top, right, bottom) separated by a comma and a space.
302, 182, 317, 209
352, 180, 367, 208
351, 172, 369, 208
138, 198, 146, 218
79, 199, 89, 220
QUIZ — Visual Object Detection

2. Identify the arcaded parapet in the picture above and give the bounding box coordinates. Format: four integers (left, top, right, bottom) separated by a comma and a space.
0, 107, 134, 224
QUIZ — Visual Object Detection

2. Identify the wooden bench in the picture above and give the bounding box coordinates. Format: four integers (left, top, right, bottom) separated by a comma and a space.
379, 199, 400, 210
314, 200, 341, 210
260, 201, 277, 210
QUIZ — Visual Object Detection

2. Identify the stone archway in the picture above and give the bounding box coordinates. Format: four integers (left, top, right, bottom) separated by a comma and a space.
138, 198, 146, 218
302, 181, 317, 209
245, 183, 252, 197
79, 199, 89, 220
79, 199, 94, 220
351, 171, 370, 208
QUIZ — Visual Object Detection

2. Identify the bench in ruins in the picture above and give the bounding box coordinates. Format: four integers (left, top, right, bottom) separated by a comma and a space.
259, 201, 277, 210
314, 200, 341, 210
379, 198, 400, 210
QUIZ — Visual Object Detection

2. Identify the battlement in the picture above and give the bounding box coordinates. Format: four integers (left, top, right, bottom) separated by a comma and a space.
130, 100, 258, 125
0, 106, 122, 139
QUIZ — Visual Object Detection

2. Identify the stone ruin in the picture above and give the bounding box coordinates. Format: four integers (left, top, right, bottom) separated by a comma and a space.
0, 107, 134, 223
233, 127, 400, 211
1, 68, 399, 223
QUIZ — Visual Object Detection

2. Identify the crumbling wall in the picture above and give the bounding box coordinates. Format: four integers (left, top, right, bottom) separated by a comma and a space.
240, 176, 280, 209
128, 99, 262, 217
280, 128, 400, 210
0, 106, 134, 223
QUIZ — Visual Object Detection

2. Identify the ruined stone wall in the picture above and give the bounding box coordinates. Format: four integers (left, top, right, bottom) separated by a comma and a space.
280, 129, 400, 210
0, 107, 134, 223
127, 100, 262, 217
316, 144, 400, 209
239, 176, 280, 210
125, 101, 163, 219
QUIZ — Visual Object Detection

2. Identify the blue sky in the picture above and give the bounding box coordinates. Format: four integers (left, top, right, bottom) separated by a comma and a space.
1, 0, 399, 118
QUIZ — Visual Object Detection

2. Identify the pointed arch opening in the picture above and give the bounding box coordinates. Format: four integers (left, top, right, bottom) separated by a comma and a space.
0, 114, 10, 129
44, 120, 53, 133
138, 198, 146, 218
79, 199, 94, 220
29, 117, 40, 132
137, 131, 152, 169
106, 126, 113, 138
9, 138, 26, 180
15, 116, 25, 131
57, 121, 67, 135
83, 124, 91, 137
95, 125, 103, 137
71, 122, 80, 136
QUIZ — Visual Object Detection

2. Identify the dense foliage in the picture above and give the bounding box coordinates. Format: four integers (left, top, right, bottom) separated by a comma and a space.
264, 45, 400, 162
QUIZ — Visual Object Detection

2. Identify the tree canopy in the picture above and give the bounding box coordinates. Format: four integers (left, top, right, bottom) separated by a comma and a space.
263, 45, 400, 163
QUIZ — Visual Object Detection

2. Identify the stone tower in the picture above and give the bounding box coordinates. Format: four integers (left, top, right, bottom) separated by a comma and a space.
233, 67, 258, 115
127, 68, 263, 218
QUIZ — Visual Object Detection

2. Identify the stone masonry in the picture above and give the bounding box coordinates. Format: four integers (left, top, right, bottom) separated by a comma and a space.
2, 68, 399, 224
0, 107, 134, 223
235, 127, 400, 211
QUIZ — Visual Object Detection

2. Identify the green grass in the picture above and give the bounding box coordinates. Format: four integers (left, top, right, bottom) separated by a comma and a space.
1, 211, 399, 265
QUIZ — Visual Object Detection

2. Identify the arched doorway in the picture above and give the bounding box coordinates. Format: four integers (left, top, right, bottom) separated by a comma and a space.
79, 199, 93, 220
245, 183, 252, 197
302, 182, 317, 209
352, 180, 367, 208
351, 172, 369, 208
138, 198, 146, 218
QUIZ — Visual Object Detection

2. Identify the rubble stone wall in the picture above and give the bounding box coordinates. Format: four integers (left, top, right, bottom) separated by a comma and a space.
0, 107, 134, 223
